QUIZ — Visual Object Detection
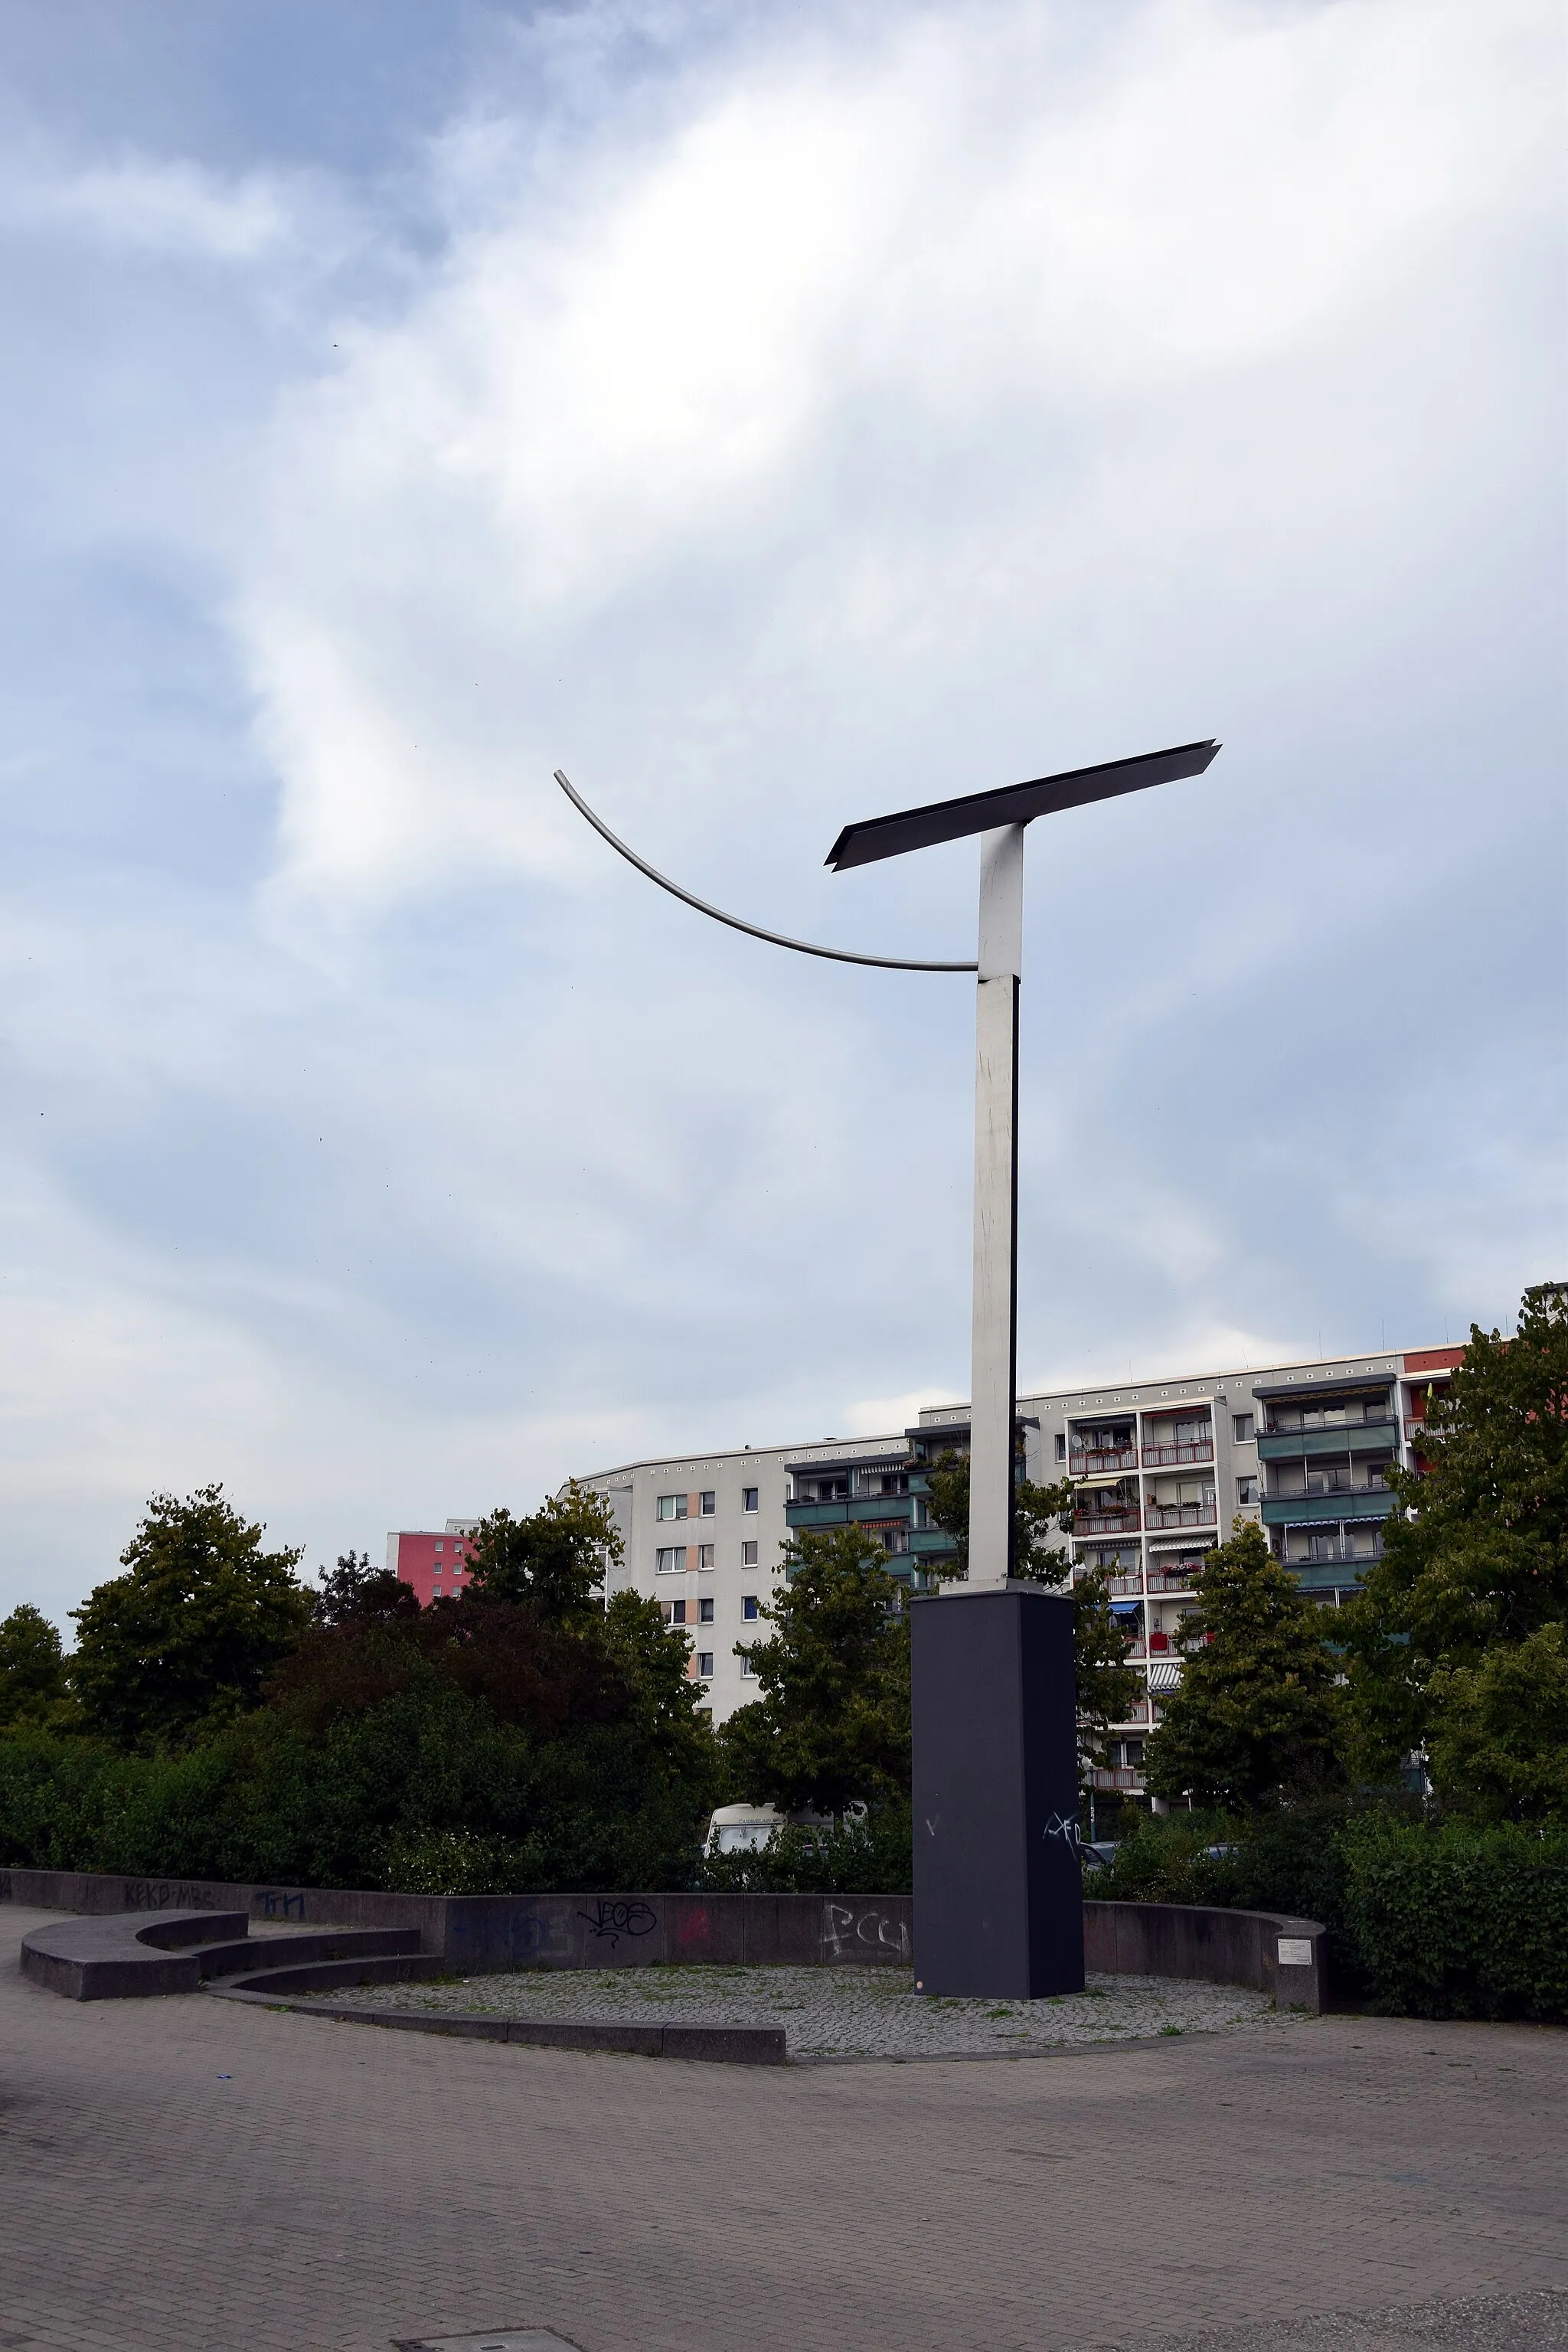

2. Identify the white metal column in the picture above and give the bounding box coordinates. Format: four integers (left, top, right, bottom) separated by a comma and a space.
967, 824, 1024, 1586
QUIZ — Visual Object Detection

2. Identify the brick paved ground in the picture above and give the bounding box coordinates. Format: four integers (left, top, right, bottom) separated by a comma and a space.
2, 1903, 1564, 2352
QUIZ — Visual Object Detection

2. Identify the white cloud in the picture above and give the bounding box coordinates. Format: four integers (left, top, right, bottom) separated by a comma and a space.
2, 152, 299, 260
0, 0, 1561, 1615
236, 0, 1560, 913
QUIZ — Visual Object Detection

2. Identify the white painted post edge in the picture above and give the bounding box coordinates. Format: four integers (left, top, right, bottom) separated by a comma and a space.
967, 824, 1024, 1586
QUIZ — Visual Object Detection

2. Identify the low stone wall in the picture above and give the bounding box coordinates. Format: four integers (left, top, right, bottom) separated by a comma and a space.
2, 1867, 1325, 2010
0, 1868, 912, 1974
1085, 1900, 1326, 2012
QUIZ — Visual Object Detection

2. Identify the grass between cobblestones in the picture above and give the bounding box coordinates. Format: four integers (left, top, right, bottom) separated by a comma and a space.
295, 1964, 1308, 2059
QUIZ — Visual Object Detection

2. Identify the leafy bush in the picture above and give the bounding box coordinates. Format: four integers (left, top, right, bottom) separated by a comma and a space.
1336, 1815, 1568, 2020
1093, 1799, 1568, 2020
0, 1583, 720, 1892
694, 1803, 913, 1894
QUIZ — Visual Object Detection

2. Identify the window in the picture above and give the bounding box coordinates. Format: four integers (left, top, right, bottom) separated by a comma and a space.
698, 1596, 714, 1625
742, 1487, 759, 1512
743, 1595, 760, 1621
697, 1544, 715, 1570
434, 1540, 444, 1552
656, 1494, 688, 1521
741, 1540, 759, 1566
1054, 1433, 1067, 1461
1233, 1413, 1254, 1443
655, 1545, 687, 1573
1236, 1476, 1259, 1506
700, 1491, 717, 1516
740, 1651, 756, 1678
696, 1651, 714, 1678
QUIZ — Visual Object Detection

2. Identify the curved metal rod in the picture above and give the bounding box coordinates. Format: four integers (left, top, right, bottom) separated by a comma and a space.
555, 771, 976, 972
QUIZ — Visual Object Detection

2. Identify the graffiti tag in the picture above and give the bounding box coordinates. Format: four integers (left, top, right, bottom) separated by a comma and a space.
578, 1899, 658, 1949
121, 1880, 218, 1911
256, 1889, 307, 1920
821, 1902, 912, 1964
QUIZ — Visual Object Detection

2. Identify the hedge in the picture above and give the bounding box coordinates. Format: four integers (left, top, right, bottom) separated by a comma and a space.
1096, 1802, 1568, 2021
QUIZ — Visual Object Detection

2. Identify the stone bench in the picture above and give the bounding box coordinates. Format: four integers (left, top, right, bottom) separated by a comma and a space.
20, 1910, 424, 2001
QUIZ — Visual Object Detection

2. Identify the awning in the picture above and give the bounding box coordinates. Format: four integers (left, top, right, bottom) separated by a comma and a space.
1146, 1660, 1184, 1692
1073, 1474, 1130, 1491
1109, 1599, 1142, 1618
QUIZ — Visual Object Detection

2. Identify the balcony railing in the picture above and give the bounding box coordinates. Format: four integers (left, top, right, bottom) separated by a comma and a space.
1141, 1440, 1214, 1468
1106, 1573, 1143, 1598
1147, 1566, 1203, 1592
1143, 1502, 1216, 1530
1073, 1508, 1141, 1536
1070, 1446, 1138, 1475
1269, 1475, 1389, 1501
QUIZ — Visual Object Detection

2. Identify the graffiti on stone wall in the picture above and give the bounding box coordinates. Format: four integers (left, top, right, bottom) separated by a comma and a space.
505, 1910, 573, 1962
256, 1889, 307, 1920
820, 1901, 911, 1964
121, 1880, 218, 1911
578, 1898, 658, 1949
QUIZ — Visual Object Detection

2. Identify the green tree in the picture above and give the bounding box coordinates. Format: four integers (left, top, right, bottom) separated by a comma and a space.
1142, 1517, 1345, 1810
1343, 1283, 1568, 1782
465, 1483, 622, 1622
313, 1549, 418, 1628
721, 1525, 911, 1815
1422, 1622, 1568, 1822
70, 1485, 312, 1750
0, 1604, 70, 1730
920, 1450, 1138, 1764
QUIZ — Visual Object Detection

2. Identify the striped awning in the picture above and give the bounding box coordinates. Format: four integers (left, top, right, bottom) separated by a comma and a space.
1146, 1660, 1184, 1692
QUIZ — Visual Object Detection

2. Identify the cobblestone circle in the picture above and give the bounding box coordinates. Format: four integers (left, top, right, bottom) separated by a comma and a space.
297, 1962, 1301, 2057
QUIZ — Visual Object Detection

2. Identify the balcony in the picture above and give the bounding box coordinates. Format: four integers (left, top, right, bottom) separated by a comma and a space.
1143, 1501, 1216, 1530
1261, 1489, 1395, 1527
786, 1499, 851, 1527
1070, 1447, 1137, 1475
1073, 1507, 1140, 1537
1258, 1419, 1396, 1463
1146, 1566, 1203, 1592
1141, 1440, 1214, 1468
786, 1496, 916, 1534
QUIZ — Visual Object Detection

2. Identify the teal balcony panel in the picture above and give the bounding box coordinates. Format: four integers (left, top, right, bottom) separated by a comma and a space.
1262, 1490, 1395, 1527
1287, 1563, 1365, 1593
1258, 1422, 1398, 1463
786, 1501, 851, 1528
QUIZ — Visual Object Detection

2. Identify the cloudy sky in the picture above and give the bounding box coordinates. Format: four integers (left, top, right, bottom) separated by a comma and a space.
1, 0, 1563, 1626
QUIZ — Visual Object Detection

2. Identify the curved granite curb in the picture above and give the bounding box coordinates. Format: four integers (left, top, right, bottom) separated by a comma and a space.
20, 1910, 425, 2001
205, 1982, 789, 2065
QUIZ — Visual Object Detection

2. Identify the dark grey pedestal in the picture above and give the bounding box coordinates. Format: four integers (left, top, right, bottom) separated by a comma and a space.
910, 1584, 1085, 1999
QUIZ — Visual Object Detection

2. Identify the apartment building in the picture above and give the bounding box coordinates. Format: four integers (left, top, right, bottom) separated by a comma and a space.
560, 1341, 1463, 1766
385, 1519, 479, 1606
